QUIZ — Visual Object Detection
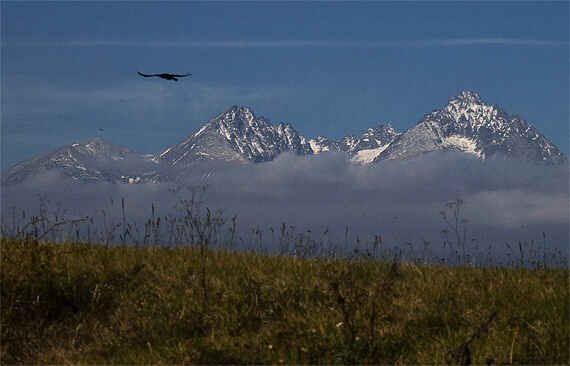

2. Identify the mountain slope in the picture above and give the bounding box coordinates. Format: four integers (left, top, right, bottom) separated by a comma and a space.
375, 91, 567, 164
1, 138, 157, 185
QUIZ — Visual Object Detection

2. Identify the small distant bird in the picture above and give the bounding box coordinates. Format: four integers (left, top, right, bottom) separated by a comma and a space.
137, 71, 191, 81
99, 128, 104, 131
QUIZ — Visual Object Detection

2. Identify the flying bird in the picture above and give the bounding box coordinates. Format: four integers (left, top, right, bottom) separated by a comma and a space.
137, 71, 191, 81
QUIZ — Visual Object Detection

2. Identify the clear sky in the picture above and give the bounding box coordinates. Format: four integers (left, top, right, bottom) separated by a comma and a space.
2, 1, 569, 170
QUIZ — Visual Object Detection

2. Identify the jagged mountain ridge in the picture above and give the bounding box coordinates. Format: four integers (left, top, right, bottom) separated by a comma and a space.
1, 91, 567, 185
157, 105, 311, 166
309, 124, 399, 164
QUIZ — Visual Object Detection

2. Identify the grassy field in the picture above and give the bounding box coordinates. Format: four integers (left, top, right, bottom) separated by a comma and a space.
1, 236, 568, 365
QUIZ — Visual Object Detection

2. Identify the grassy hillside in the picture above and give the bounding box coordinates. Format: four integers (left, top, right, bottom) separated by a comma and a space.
2, 237, 568, 365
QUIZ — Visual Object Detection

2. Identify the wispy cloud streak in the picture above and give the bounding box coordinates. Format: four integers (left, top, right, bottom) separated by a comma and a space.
13, 38, 568, 49
418, 38, 567, 47
17, 39, 354, 48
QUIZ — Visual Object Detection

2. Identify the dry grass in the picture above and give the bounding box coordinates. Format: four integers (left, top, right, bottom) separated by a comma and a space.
2, 237, 568, 365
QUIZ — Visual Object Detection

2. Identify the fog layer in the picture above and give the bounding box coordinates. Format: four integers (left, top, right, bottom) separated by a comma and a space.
2, 152, 568, 262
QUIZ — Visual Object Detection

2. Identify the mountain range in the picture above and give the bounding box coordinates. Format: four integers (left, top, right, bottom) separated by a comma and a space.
2, 91, 567, 185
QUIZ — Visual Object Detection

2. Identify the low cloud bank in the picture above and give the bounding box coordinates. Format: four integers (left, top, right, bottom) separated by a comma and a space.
2, 151, 568, 263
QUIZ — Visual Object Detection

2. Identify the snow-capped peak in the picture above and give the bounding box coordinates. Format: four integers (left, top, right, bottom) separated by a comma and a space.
156, 105, 312, 167
447, 91, 485, 108
1, 138, 154, 185
375, 91, 567, 164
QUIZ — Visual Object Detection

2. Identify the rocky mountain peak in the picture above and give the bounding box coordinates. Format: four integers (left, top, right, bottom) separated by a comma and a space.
0, 138, 153, 185
362, 124, 398, 141
447, 91, 485, 108
157, 105, 312, 166
420, 91, 508, 133
376, 91, 567, 164
214, 105, 270, 132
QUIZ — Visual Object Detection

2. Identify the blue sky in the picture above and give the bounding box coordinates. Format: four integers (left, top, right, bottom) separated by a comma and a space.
2, 1, 569, 170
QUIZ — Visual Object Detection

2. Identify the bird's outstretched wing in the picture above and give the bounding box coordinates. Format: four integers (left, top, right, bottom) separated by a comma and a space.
169, 73, 192, 78
137, 71, 155, 77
